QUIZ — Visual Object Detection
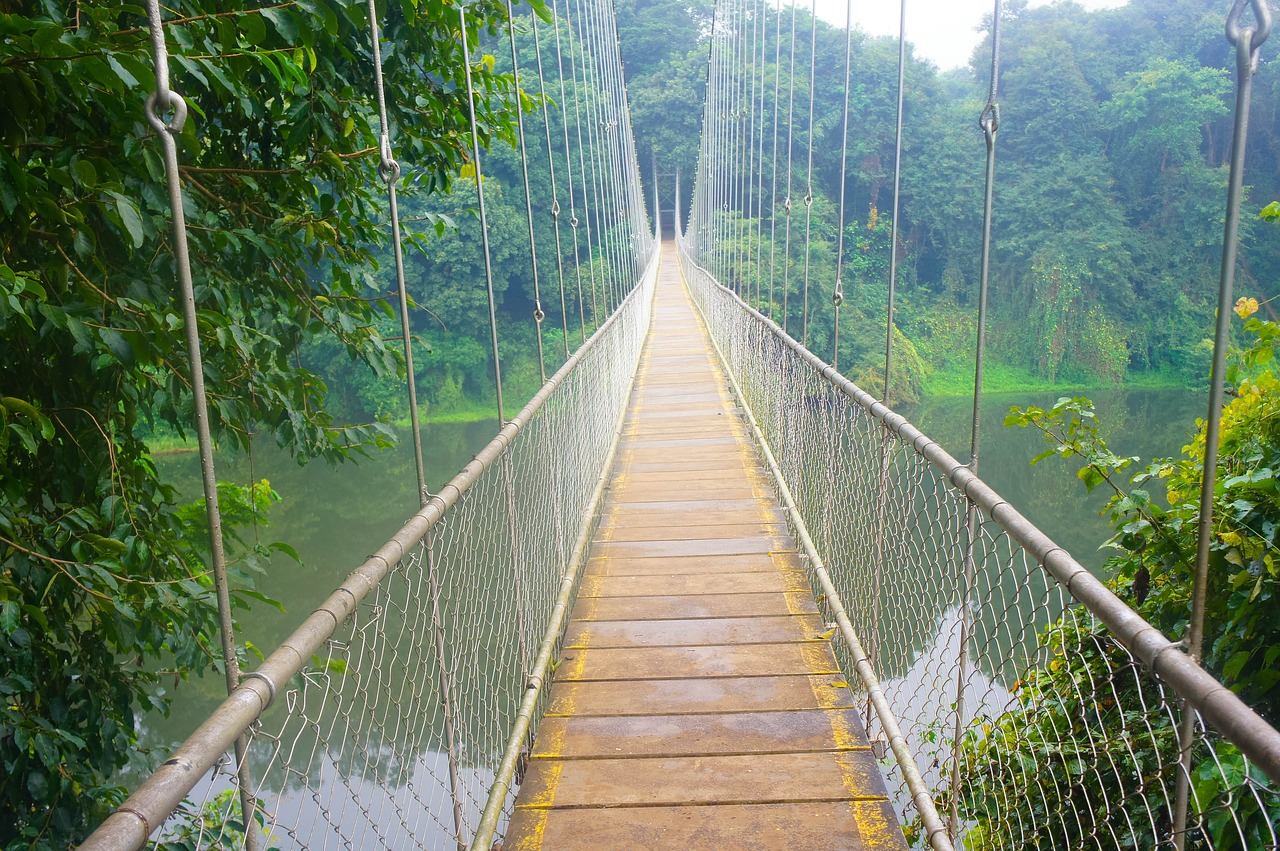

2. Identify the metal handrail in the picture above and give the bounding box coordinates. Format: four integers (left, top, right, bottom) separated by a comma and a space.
675, 242, 1280, 788
80, 242, 660, 851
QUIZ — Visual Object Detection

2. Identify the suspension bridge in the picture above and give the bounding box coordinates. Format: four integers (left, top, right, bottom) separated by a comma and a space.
76, 0, 1280, 849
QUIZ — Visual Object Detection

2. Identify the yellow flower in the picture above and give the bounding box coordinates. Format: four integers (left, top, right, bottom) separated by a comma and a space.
1235, 296, 1260, 319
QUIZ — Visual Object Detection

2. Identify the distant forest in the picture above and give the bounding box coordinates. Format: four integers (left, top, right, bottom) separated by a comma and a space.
346, 0, 1280, 419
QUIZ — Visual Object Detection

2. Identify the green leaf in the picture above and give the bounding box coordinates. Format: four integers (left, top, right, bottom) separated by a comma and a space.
1077, 465, 1105, 493
107, 191, 145, 248
0, 600, 18, 635
106, 54, 140, 88
261, 8, 299, 43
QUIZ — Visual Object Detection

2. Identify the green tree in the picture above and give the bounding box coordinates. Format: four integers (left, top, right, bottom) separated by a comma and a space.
949, 302, 1280, 849
0, 0, 534, 844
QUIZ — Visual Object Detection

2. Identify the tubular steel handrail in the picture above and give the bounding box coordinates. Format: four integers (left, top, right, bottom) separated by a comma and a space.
467, 221, 661, 851
682, 246, 956, 851
80, 243, 659, 851
681, 248, 1280, 782
676, 233, 1280, 847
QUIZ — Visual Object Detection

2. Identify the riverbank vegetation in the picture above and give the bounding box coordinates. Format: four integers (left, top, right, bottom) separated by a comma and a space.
0, 1, 532, 844
5, 0, 1280, 846
938, 300, 1280, 849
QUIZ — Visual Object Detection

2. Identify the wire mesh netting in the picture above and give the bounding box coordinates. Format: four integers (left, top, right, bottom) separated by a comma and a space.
132, 262, 655, 851
679, 248, 1280, 851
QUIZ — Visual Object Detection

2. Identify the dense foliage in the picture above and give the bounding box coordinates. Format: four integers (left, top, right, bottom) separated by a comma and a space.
0, 0, 529, 845
325, 0, 1280, 412
944, 298, 1280, 849
627, 0, 1280, 402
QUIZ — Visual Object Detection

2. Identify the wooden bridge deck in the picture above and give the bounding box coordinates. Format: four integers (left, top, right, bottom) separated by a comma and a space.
503, 243, 907, 850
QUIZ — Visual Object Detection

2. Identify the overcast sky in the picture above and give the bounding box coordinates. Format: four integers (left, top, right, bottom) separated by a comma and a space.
808, 0, 1129, 71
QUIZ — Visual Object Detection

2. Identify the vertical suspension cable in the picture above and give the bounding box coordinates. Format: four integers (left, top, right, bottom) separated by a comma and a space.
550, 0, 590, 344
781, 0, 798, 333
831, 0, 854, 371
753, 0, 769, 311
141, 4, 260, 849
580, 0, 616, 311
595, 0, 634, 296
577, 0, 619, 315
747, 0, 752, 305
532, 14, 574, 358
365, 0, 429, 507
363, 4, 466, 844
736, 0, 752, 300
604, 0, 647, 284
800, 0, 817, 346
563, 0, 603, 329
1174, 3, 1271, 847
884, 0, 907, 400
506, 1, 549, 383
950, 0, 1002, 839
864, 0, 907, 765
459, 7, 508, 426
767, 0, 783, 318
461, 6, 532, 691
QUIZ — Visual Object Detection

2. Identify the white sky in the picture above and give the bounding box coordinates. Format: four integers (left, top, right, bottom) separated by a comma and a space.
809, 0, 1129, 70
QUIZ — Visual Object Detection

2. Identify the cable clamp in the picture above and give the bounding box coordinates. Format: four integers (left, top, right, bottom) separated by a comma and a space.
113, 806, 151, 836
242, 671, 278, 709
144, 90, 188, 135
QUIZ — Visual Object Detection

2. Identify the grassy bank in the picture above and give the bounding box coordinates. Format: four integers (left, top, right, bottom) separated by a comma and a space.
144, 393, 535, 454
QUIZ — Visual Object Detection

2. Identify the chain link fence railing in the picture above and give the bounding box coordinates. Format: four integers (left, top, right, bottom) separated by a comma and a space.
678, 243, 1280, 851
81, 248, 657, 851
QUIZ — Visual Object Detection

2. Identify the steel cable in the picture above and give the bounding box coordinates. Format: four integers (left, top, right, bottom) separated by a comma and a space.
531, 14, 574, 358
506, 1, 549, 383
140, 4, 260, 848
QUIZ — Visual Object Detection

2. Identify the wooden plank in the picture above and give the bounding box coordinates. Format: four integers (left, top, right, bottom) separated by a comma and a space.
553, 642, 841, 681
544, 674, 858, 716
584, 550, 804, 576
576, 570, 809, 597
515, 751, 890, 807
595, 523, 789, 543
505, 802, 907, 851
570, 591, 818, 620
531, 709, 870, 757
589, 536, 794, 557
563, 614, 826, 647
507, 243, 906, 851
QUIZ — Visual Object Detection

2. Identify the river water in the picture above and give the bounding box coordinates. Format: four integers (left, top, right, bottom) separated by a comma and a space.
138, 386, 1202, 839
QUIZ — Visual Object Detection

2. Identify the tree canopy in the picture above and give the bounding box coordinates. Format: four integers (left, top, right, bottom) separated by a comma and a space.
0, 0, 530, 844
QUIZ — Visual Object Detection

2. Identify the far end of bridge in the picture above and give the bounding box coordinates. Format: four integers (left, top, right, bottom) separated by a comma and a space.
503, 243, 908, 850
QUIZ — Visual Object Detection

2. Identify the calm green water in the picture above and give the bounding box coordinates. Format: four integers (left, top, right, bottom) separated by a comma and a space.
134, 386, 1203, 841
901, 386, 1204, 574
145, 387, 1200, 737
145, 420, 499, 749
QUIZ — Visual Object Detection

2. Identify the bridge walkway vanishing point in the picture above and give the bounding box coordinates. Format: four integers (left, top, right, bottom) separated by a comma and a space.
503, 243, 907, 850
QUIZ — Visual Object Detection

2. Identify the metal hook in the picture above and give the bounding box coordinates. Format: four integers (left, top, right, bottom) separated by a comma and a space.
144, 90, 188, 135
1227, 0, 1272, 72
979, 102, 1000, 136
